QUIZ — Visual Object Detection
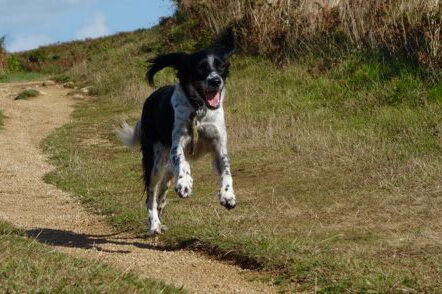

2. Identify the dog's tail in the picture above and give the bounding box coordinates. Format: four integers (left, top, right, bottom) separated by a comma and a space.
115, 120, 141, 149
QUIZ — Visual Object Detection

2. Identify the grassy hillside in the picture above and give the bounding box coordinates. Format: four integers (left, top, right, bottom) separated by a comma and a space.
0, 220, 182, 293
33, 21, 442, 292
1, 30, 156, 83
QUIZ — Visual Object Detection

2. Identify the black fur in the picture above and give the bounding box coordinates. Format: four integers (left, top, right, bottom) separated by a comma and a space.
146, 53, 188, 86
140, 85, 175, 189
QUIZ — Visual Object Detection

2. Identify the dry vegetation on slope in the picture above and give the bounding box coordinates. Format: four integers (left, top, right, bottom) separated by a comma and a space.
172, 0, 442, 75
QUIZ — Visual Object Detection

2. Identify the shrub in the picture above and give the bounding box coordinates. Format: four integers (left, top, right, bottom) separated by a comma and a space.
7, 54, 23, 72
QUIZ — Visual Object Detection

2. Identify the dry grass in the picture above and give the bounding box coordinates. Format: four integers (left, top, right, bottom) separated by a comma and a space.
175, 0, 442, 73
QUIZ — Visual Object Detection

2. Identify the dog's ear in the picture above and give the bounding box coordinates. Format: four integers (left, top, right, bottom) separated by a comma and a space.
213, 27, 236, 59
146, 52, 188, 86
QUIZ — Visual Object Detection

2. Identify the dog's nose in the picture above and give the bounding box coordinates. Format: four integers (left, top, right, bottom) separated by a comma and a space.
208, 77, 222, 88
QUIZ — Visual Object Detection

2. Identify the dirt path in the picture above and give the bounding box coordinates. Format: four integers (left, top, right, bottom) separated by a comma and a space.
0, 81, 275, 293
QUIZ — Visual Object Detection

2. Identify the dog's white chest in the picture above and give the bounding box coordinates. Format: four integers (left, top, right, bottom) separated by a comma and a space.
185, 110, 224, 159
196, 108, 225, 139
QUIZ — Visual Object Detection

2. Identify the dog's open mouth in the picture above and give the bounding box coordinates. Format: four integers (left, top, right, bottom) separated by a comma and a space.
205, 90, 221, 109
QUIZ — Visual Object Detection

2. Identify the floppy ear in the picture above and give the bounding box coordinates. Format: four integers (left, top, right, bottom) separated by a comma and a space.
213, 27, 236, 59
146, 52, 188, 86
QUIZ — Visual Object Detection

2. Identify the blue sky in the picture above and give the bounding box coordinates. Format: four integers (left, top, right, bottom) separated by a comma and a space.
0, 0, 175, 52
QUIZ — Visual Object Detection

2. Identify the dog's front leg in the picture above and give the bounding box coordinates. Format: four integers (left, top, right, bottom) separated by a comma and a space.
214, 136, 236, 209
171, 126, 193, 198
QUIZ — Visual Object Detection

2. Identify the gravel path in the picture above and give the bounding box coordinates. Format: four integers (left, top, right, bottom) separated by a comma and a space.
0, 81, 275, 293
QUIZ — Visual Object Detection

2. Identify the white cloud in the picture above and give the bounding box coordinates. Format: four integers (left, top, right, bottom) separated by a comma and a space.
6, 34, 53, 52
75, 13, 109, 40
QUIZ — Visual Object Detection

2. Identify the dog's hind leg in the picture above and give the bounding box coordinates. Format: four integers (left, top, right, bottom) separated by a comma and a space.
143, 142, 165, 235
157, 170, 173, 217
156, 169, 173, 231
146, 184, 161, 235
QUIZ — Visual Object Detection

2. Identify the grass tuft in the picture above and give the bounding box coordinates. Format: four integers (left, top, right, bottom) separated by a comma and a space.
15, 89, 40, 100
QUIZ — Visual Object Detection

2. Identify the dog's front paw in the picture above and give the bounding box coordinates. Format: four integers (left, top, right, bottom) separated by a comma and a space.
219, 189, 236, 210
148, 227, 162, 236
175, 175, 193, 198
148, 219, 163, 236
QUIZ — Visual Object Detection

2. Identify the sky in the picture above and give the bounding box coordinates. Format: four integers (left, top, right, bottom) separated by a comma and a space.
0, 0, 175, 52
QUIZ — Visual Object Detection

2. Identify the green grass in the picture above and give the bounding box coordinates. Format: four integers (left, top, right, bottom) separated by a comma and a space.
0, 71, 46, 83
0, 220, 183, 293
43, 43, 442, 292
14, 88, 40, 100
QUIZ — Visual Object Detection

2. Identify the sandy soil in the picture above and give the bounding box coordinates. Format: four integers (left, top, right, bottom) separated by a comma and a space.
0, 81, 275, 293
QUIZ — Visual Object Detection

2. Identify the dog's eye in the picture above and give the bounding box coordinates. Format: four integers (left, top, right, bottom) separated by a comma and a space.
214, 59, 226, 71
197, 63, 209, 74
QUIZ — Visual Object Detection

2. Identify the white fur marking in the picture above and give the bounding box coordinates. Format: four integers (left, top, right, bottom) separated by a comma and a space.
115, 120, 141, 149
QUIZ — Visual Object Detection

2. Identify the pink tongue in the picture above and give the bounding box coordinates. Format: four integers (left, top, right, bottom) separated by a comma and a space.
207, 91, 220, 108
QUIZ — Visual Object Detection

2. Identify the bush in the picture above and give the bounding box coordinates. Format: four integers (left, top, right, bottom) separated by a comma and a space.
7, 54, 23, 72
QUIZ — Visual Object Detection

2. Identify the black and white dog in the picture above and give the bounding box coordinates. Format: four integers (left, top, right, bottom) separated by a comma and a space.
116, 28, 237, 235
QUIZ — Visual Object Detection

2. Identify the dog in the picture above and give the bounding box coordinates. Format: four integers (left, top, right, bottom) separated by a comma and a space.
116, 28, 237, 235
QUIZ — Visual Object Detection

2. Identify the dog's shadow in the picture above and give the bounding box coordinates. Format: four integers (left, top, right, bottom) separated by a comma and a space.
26, 228, 178, 254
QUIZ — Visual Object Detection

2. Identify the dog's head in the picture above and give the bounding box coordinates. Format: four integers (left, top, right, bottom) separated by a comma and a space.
146, 28, 235, 110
